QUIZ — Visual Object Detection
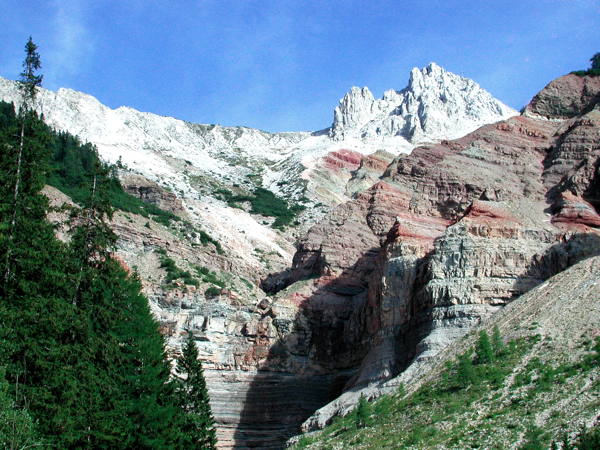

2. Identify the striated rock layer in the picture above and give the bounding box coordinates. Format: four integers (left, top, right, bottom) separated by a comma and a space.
294, 75, 600, 431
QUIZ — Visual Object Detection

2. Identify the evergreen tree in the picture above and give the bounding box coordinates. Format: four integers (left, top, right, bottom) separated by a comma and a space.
83, 262, 185, 448
0, 368, 41, 450
475, 330, 494, 364
354, 394, 370, 429
18, 37, 43, 106
3, 37, 44, 283
65, 155, 188, 448
175, 332, 217, 449
0, 96, 86, 448
591, 53, 600, 70
0, 39, 213, 448
491, 326, 504, 356
456, 351, 476, 388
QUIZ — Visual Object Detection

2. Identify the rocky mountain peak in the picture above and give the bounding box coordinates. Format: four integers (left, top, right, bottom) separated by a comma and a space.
329, 62, 516, 143
331, 86, 376, 132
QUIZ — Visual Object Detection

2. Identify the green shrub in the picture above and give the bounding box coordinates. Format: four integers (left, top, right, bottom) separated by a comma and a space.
354, 394, 370, 429
520, 425, 546, 450
214, 186, 304, 229
205, 287, 221, 298
44, 128, 181, 225
194, 266, 226, 288
198, 230, 224, 254
456, 351, 476, 388
475, 330, 495, 364
156, 250, 198, 287
572, 68, 600, 77
574, 425, 600, 449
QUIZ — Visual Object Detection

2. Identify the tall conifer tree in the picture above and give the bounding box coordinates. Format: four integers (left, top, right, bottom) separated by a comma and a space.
0, 37, 219, 448
3, 37, 44, 283
175, 333, 217, 449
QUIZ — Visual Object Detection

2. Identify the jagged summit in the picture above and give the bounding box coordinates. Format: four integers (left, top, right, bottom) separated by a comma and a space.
330, 62, 516, 143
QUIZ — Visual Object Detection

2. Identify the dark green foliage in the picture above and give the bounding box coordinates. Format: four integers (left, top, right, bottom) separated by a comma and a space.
475, 330, 495, 364
156, 250, 198, 286
571, 53, 600, 77
492, 325, 505, 356
205, 286, 221, 298
47, 129, 179, 225
0, 368, 40, 449
0, 41, 217, 447
18, 37, 43, 106
456, 351, 476, 388
195, 265, 226, 288
520, 426, 546, 450
175, 333, 217, 449
571, 69, 600, 77
590, 52, 600, 70
573, 425, 600, 449
215, 187, 304, 229
0, 100, 180, 226
198, 229, 224, 254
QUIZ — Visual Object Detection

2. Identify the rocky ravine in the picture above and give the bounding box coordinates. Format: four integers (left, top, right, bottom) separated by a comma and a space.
289, 254, 600, 448
0, 65, 517, 448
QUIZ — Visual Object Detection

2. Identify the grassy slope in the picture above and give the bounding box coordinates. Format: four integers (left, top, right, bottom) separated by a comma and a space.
294, 256, 600, 449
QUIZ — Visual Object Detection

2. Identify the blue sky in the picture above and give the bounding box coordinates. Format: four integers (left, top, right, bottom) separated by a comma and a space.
1, 0, 598, 132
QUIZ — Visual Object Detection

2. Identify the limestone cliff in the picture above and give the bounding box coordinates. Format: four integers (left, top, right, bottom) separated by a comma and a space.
330, 63, 516, 143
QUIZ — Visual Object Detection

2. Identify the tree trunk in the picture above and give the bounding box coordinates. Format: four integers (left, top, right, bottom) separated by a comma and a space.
3, 119, 26, 284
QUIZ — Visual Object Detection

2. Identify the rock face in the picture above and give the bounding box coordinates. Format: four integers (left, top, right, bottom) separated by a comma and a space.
120, 173, 188, 217
330, 63, 516, 143
292, 254, 600, 448
295, 76, 600, 431
524, 73, 600, 119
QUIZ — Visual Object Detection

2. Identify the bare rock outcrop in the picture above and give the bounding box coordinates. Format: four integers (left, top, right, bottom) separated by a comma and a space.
120, 173, 187, 217
330, 62, 516, 143
524, 73, 600, 119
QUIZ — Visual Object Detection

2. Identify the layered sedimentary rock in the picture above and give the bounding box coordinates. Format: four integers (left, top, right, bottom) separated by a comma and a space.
6, 67, 600, 448
299, 76, 600, 430
524, 73, 600, 119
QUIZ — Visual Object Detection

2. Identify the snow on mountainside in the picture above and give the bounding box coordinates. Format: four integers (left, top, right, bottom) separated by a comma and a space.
0, 64, 515, 254
0, 65, 520, 448
330, 62, 516, 144
0, 64, 515, 202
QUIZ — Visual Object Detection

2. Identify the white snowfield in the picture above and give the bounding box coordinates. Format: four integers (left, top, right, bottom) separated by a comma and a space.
0, 64, 516, 263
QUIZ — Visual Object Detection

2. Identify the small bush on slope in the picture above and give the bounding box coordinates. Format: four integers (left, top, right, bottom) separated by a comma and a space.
215, 187, 305, 229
